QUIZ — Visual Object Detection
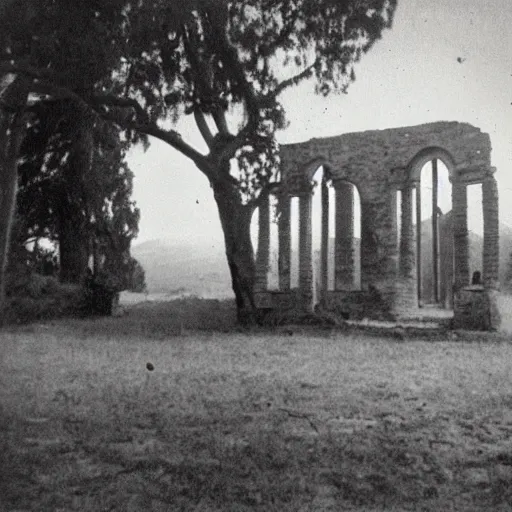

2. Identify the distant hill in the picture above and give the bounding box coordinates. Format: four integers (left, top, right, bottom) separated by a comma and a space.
132, 239, 232, 298
133, 220, 512, 299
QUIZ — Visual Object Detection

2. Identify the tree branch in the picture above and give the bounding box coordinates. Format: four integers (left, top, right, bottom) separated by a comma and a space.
1, 53, 214, 179
101, 111, 210, 175
183, 25, 230, 136
193, 108, 213, 148
28, 76, 213, 180
28, 81, 91, 110
211, 108, 229, 135
90, 94, 149, 124
271, 60, 318, 99
205, 8, 260, 135
0, 61, 57, 82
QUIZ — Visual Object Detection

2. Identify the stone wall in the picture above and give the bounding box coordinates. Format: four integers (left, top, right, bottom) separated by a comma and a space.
322, 290, 395, 321
453, 286, 501, 330
263, 121, 498, 329
280, 122, 491, 195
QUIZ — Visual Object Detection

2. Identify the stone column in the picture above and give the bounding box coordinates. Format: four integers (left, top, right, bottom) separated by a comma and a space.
299, 193, 313, 309
334, 182, 354, 290
399, 186, 415, 279
482, 175, 499, 289
415, 184, 422, 303
255, 194, 270, 291
278, 194, 291, 291
386, 189, 400, 282
452, 181, 469, 289
320, 178, 330, 297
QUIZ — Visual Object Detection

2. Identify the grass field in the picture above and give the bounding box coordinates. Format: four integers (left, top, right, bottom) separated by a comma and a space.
2, 299, 512, 511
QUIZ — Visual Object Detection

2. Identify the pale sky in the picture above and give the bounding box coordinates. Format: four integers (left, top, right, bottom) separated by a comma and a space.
128, 0, 512, 249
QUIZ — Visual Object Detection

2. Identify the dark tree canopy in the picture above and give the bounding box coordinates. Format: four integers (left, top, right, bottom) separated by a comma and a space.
100, 0, 397, 199
16, 99, 140, 289
0, 0, 397, 321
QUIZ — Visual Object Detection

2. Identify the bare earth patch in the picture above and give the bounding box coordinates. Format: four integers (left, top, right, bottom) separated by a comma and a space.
1, 300, 512, 511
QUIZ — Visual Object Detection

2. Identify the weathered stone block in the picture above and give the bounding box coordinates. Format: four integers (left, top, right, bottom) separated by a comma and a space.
453, 286, 501, 330
323, 288, 395, 321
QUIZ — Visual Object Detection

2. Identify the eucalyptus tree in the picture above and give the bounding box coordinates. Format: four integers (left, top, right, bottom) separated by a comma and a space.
16, 101, 140, 285
0, 0, 130, 309
96, 0, 397, 322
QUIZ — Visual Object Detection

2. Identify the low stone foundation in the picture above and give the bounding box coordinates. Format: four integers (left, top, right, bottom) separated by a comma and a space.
453, 286, 501, 330
268, 121, 499, 332
256, 287, 396, 322
322, 289, 395, 321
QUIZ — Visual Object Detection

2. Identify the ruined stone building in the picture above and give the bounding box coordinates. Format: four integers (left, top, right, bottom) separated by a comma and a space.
254, 122, 500, 329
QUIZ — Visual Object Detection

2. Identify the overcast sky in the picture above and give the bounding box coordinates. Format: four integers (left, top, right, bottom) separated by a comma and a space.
127, 0, 512, 249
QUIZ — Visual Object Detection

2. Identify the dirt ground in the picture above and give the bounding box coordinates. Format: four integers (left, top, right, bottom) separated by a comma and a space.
1, 300, 512, 511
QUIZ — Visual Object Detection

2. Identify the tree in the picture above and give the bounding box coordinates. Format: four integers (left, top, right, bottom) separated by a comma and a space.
16, 99, 140, 287
1, 0, 397, 322
0, 0, 131, 311
93, 0, 397, 322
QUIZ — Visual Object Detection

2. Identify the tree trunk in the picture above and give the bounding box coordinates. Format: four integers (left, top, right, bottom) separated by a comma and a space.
212, 179, 257, 325
58, 213, 89, 284
58, 103, 95, 285
0, 74, 29, 314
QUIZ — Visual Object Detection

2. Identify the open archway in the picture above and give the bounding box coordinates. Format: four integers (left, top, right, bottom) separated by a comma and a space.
417, 159, 452, 306
409, 150, 454, 308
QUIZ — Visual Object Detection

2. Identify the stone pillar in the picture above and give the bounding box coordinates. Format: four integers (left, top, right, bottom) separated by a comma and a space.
299, 193, 313, 309
389, 189, 398, 254
334, 182, 354, 290
255, 194, 270, 291
399, 186, 415, 279
320, 178, 330, 297
415, 185, 422, 303
278, 194, 291, 291
452, 181, 469, 289
482, 175, 499, 289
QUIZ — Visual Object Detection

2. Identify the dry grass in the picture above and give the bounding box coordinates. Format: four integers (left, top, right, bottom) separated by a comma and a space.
2, 299, 512, 511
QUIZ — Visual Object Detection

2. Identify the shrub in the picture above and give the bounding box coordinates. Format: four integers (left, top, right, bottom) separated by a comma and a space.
4, 274, 85, 324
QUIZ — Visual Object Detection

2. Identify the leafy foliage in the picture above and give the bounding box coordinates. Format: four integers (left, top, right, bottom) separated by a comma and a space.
16, 98, 140, 291
1, 0, 397, 318
0, 0, 130, 90
102, 0, 397, 201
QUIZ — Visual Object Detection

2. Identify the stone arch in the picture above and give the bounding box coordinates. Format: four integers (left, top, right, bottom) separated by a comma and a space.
406, 147, 455, 307
300, 157, 332, 182
407, 146, 456, 183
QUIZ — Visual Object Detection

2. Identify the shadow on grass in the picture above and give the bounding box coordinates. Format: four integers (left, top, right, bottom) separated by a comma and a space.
57, 297, 239, 339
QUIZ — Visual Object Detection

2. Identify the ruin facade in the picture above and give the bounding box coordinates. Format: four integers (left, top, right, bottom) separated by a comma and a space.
254, 121, 500, 329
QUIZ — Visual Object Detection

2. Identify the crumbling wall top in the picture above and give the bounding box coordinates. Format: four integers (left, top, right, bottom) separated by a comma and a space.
280, 121, 492, 194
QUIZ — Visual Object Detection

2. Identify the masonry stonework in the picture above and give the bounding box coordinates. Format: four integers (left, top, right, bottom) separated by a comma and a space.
254, 121, 499, 329
482, 175, 499, 289
334, 181, 355, 290
452, 182, 469, 290
278, 194, 291, 291
298, 194, 313, 310
255, 194, 270, 292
